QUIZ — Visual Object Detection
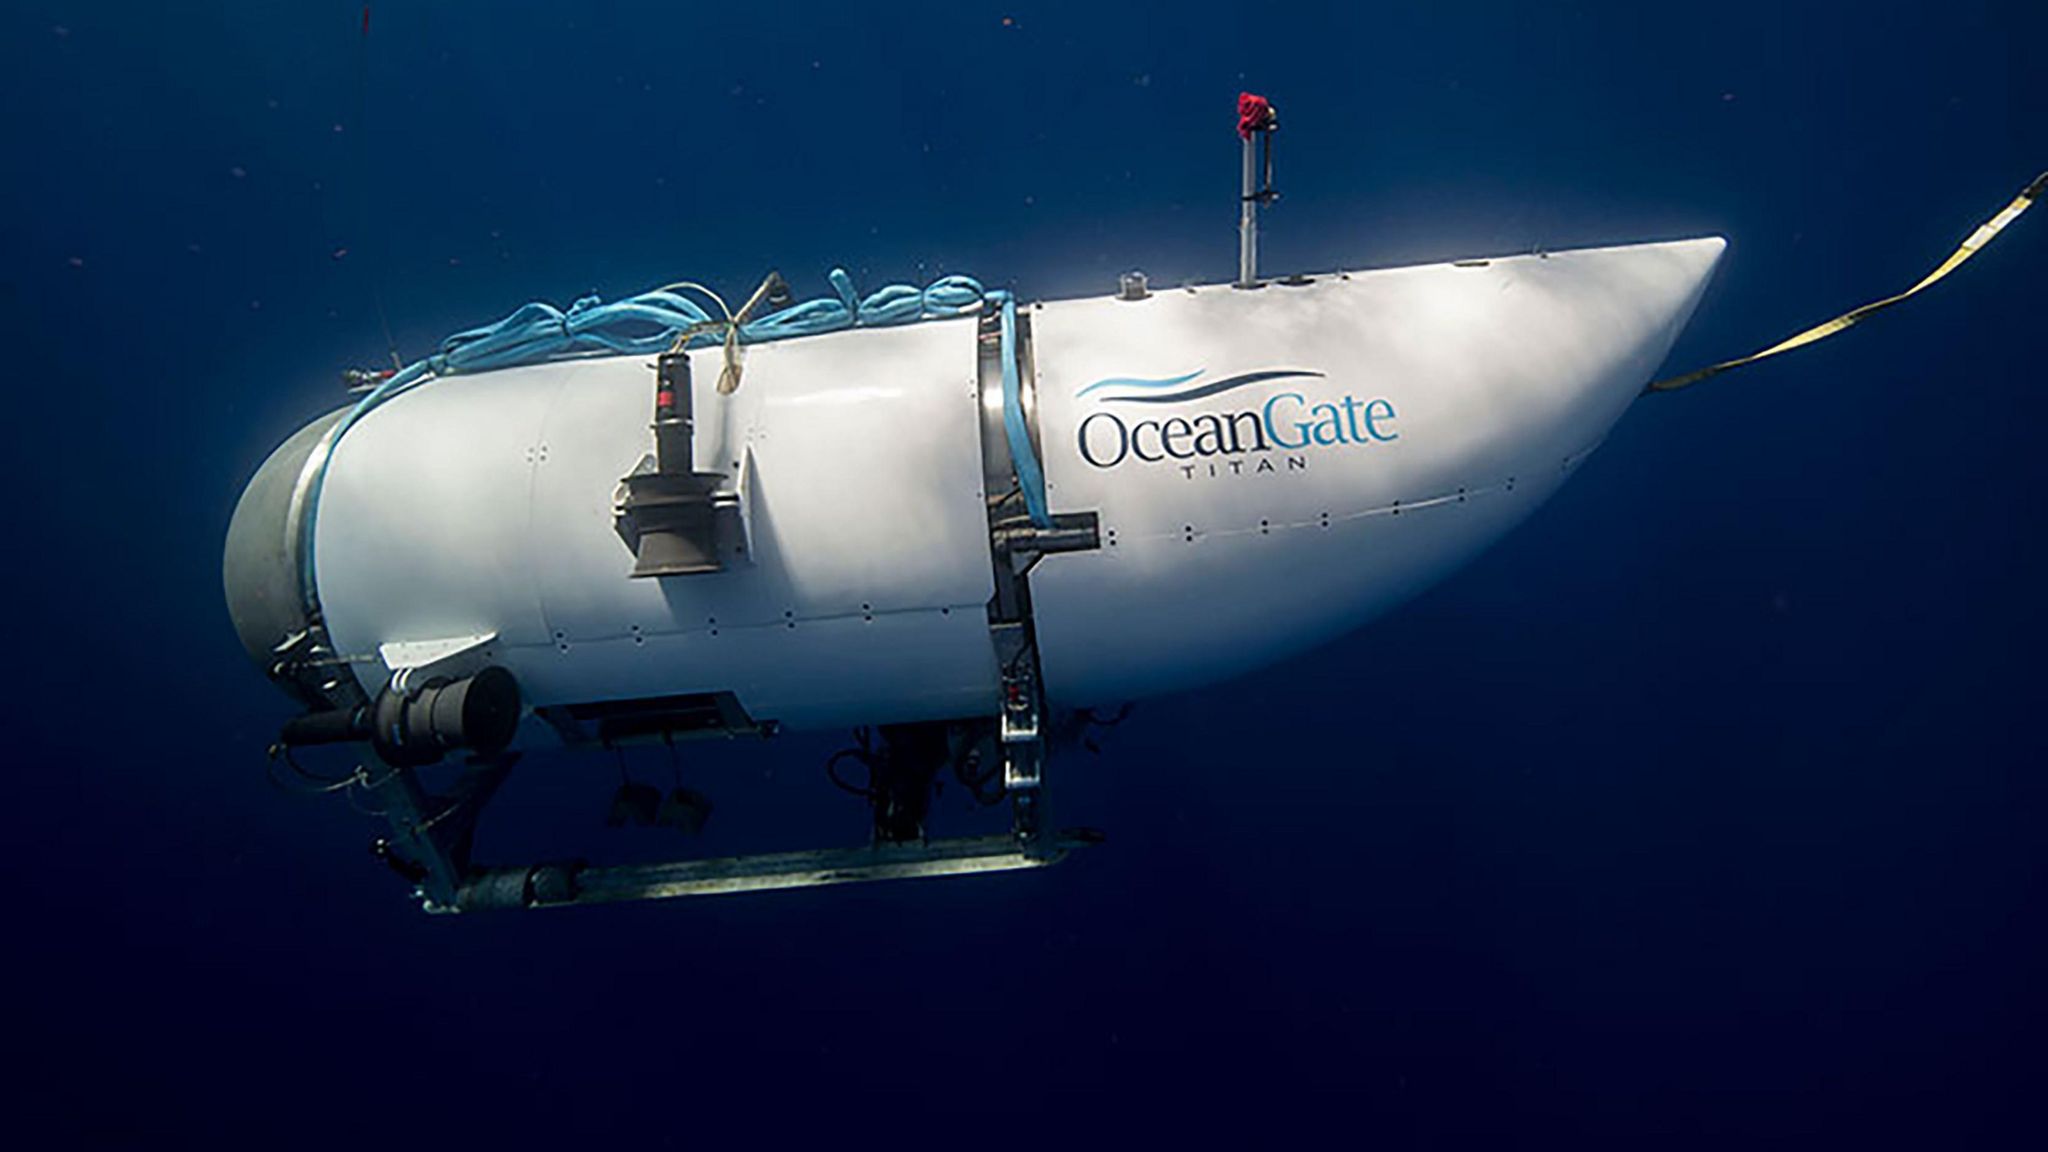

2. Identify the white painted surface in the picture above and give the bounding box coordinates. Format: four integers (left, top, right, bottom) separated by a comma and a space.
306, 237, 1724, 737
1026, 238, 1725, 705
315, 319, 1001, 730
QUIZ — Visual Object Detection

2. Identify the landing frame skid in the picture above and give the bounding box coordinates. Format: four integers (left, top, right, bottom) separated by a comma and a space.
353, 698, 1094, 914
450, 830, 1096, 912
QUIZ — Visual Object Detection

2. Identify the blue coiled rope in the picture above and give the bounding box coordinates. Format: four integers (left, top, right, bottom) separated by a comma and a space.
363, 269, 989, 403
298, 270, 1009, 601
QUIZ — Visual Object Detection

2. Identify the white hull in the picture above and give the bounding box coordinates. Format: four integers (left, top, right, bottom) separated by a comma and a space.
288, 237, 1723, 735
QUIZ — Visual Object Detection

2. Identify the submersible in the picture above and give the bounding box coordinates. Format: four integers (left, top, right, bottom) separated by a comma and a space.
224, 94, 2038, 912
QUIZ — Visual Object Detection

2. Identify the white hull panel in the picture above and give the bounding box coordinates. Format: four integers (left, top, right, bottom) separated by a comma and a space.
314, 320, 1002, 731
1027, 238, 1724, 704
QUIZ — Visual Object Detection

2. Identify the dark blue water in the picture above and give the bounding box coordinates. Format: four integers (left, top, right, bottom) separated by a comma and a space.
6, 1, 2044, 1144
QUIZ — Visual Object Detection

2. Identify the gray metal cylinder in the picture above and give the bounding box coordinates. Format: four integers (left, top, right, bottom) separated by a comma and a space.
222, 409, 344, 670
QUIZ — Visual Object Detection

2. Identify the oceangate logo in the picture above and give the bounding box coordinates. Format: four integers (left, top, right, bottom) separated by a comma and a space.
1074, 368, 1398, 479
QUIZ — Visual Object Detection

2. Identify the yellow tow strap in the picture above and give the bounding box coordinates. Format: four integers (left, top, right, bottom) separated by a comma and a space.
1647, 170, 2046, 394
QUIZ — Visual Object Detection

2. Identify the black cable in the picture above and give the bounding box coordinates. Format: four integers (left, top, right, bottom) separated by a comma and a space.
824, 726, 883, 798
266, 742, 360, 795
825, 749, 881, 799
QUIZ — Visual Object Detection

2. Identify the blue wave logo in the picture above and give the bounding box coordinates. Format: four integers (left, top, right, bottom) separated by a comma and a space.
1077, 368, 1326, 405
1071, 365, 1400, 474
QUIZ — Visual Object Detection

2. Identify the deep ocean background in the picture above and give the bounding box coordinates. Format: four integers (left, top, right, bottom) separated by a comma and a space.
4, 1, 2045, 1145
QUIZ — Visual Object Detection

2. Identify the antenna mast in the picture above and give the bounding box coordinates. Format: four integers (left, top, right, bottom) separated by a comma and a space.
1236, 92, 1279, 287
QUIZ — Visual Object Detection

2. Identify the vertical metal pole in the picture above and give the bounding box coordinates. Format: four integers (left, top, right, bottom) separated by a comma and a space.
1238, 135, 1259, 286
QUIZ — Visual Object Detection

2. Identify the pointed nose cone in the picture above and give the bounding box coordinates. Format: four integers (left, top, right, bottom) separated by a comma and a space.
1498, 235, 1727, 442
1632, 234, 1726, 350
1582, 235, 1727, 399
1668, 234, 1728, 297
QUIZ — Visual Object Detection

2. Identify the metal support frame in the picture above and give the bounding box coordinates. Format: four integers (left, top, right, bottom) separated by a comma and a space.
974, 298, 1102, 849
345, 749, 1093, 913
363, 756, 513, 910
454, 832, 1100, 910
269, 618, 370, 714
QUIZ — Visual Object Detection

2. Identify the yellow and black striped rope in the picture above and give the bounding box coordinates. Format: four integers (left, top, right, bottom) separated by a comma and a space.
1648, 170, 2046, 394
